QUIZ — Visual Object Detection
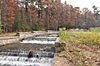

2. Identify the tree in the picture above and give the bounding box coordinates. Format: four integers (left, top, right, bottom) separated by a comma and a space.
81, 8, 96, 28
0, 0, 2, 32
1, 0, 98, 32
1, 0, 16, 32
92, 5, 100, 19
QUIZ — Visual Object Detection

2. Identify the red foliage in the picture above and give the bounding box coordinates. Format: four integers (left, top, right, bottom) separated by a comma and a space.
1, 0, 96, 31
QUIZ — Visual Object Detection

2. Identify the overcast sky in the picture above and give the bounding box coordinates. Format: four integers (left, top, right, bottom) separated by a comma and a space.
61, 0, 100, 11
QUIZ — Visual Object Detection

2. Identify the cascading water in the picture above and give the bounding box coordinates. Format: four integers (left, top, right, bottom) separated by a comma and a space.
0, 32, 59, 66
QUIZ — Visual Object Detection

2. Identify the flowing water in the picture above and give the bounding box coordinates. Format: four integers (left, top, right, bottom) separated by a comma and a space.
0, 32, 59, 66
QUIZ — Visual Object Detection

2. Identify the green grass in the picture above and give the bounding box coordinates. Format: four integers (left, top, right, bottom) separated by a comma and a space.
90, 27, 100, 32
60, 31, 100, 45
59, 31, 100, 66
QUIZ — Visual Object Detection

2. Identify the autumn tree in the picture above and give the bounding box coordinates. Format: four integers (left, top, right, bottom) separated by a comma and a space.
0, 0, 2, 32
1, 0, 98, 32
1, 0, 16, 32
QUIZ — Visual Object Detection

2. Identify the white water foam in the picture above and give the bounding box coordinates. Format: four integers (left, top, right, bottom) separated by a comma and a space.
0, 55, 54, 66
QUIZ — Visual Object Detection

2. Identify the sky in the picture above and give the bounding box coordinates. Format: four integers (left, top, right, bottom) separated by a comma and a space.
61, 0, 100, 11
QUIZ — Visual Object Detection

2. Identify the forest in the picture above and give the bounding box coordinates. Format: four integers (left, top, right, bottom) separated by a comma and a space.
0, 0, 100, 32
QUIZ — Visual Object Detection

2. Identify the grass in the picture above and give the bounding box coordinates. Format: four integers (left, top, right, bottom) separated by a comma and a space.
90, 27, 100, 32
59, 31, 100, 45
59, 31, 100, 66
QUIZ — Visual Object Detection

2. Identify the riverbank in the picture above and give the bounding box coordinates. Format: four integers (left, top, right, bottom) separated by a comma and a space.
54, 31, 100, 66
54, 43, 100, 66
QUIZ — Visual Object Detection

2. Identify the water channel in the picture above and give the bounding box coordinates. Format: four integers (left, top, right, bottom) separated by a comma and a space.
0, 32, 59, 66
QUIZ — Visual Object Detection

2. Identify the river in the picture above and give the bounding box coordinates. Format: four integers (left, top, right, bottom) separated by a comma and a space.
0, 31, 59, 66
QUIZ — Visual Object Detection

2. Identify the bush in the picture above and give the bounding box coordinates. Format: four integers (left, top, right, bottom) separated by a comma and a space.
13, 21, 31, 32
31, 23, 40, 31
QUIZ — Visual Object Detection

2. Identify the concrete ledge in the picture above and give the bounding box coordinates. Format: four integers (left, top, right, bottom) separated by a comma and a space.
0, 31, 47, 46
